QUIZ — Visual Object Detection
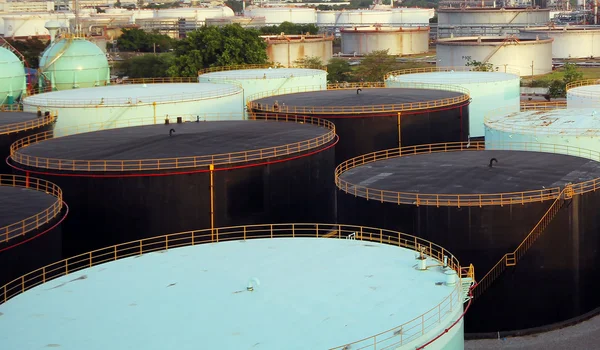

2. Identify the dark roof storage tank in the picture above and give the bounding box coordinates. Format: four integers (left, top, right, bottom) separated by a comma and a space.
8, 114, 338, 257
335, 142, 600, 333
249, 84, 470, 164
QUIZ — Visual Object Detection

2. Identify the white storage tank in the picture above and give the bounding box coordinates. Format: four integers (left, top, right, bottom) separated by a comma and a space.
436, 36, 553, 77
316, 9, 394, 26
0, 47, 26, 105
199, 67, 328, 105
244, 7, 316, 25
438, 8, 550, 25
485, 107, 600, 152
341, 26, 430, 56
2, 12, 74, 38
22, 83, 244, 136
262, 34, 334, 67
391, 7, 435, 24
154, 7, 234, 21
0, 224, 474, 350
567, 80, 600, 108
386, 67, 520, 138
520, 26, 600, 59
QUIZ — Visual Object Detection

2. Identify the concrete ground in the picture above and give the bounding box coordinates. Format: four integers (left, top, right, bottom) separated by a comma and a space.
465, 313, 600, 350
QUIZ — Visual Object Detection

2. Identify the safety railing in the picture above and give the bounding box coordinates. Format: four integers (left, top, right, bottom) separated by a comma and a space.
327, 81, 386, 89
566, 79, 600, 95
0, 223, 472, 350
10, 113, 336, 172
485, 105, 599, 136
519, 100, 567, 111
198, 63, 327, 75
473, 187, 567, 298
335, 141, 600, 207
112, 77, 198, 85
22, 84, 241, 108
0, 112, 56, 135
0, 174, 63, 244
384, 66, 520, 81
247, 82, 470, 114
0, 104, 22, 112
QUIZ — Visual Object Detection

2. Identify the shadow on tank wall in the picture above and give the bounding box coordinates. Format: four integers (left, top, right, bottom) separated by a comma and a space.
336, 190, 600, 332
0, 114, 55, 174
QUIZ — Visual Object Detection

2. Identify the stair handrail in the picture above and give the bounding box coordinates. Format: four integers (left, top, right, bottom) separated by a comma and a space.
473, 187, 567, 297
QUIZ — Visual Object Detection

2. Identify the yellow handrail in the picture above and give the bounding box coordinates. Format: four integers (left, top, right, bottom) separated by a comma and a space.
10, 113, 337, 172
566, 79, 600, 93
519, 100, 567, 111
247, 82, 470, 115
335, 141, 600, 207
0, 113, 56, 135
0, 174, 63, 244
198, 63, 327, 75
384, 66, 520, 80
0, 223, 472, 350
473, 187, 567, 297
113, 77, 198, 85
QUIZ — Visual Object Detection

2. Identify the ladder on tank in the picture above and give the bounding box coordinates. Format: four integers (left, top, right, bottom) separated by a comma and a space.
481, 35, 520, 65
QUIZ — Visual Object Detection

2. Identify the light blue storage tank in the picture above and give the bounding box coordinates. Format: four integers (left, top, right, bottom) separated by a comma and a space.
567, 83, 600, 109
485, 107, 600, 152
0, 47, 26, 105
386, 69, 520, 139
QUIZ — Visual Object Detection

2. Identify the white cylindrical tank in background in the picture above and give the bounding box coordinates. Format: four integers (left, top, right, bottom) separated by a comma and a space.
262, 34, 334, 67
567, 81, 600, 108
438, 8, 550, 25
391, 7, 435, 24
341, 26, 430, 55
22, 83, 244, 135
520, 26, 600, 59
386, 68, 520, 138
199, 68, 327, 105
2, 12, 74, 38
316, 10, 393, 26
485, 108, 600, 152
436, 36, 553, 77
154, 7, 234, 21
244, 7, 316, 25
0, 46, 26, 105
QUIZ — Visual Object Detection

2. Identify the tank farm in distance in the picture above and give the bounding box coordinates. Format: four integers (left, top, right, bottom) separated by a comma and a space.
0, 174, 66, 286
8, 115, 338, 258
249, 86, 471, 164
335, 142, 600, 332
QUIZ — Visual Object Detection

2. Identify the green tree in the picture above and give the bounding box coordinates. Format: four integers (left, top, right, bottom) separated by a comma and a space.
225, 0, 243, 14
260, 22, 319, 35
117, 28, 174, 52
118, 53, 174, 78
168, 24, 268, 77
549, 63, 583, 98
466, 59, 495, 72
293, 56, 324, 69
353, 50, 398, 82
326, 58, 352, 83
7, 38, 49, 68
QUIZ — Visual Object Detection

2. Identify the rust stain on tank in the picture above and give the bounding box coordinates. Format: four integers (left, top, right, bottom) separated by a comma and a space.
297, 44, 305, 60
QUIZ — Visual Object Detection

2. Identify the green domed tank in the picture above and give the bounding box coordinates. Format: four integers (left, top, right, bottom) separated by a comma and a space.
39, 37, 110, 90
0, 47, 26, 105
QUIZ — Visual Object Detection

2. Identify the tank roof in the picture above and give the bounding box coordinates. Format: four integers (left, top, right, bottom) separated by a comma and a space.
0, 111, 53, 135
438, 7, 550, 12
23, 83, 242, 107
13, 119, 334, 172
251, 87, 467, 114
200, 68, 326, 80
389, 71, 518, 84
437, 36, 553, 45
486, 108, 600, 136
0, 237, 458, 349
340, 26, 430, 33
521, 25, 600, 32
568, 83, 600, 97
339, 150, 600, 197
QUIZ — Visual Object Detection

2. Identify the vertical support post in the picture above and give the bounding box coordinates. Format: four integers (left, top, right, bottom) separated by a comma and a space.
397, 112, 402, 147
153, 102, 157, 124
210, 164, 215, 242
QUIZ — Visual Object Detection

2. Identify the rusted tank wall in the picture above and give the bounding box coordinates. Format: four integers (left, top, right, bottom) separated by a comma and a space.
265, 35, 334, 67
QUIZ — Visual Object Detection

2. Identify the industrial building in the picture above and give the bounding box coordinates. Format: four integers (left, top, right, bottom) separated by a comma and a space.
250, 86, 470, 164
520, 26, 600, 58
436, 36, 553, 77
336, 142, 600, 332
340, 26, 430, 56
0, 174, 66, 286
262, 34, 333, 67
8, 115, 338, 257
22, 82, 244, 136
385, 67, 520, 138
0, 223, 474, 349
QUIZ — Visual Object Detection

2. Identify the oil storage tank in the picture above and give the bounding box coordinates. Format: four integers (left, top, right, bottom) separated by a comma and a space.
519, 26, 600, 59
8, 114, 337, 257
336, 142, 600, 332
385, 67, 520, 139
436, 36, 553, 77
0, 110, 56, 173
250, 85, 470, 164
0, 46, 26, 106
262, 34, 334, 67
0, 223, 475, 350
340, 26, 430, 56
567, 80, 600, 108
485, 107, 600, 151
39, 36, 110, 91
22, 82, 244, 136
316, 9, 394, 26
0, 174, 66, 286
199, 67, 327, 107
244, 7, 316, 25
437, 7, 550, 25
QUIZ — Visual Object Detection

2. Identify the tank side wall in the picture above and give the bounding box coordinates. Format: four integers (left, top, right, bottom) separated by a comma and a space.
485, 126, 600, 152
0, 122, 55, 173
567, 88, 600, 108
438, 11, 549, 25
265, 41, 333, 67
341, 31, 429, 55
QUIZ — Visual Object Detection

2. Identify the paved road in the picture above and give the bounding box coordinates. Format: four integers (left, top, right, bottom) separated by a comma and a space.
465, 313, 600, 350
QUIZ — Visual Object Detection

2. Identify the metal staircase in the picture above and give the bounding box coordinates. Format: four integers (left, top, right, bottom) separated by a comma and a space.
473, 185, 570, 298
481, 35, 520, 65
